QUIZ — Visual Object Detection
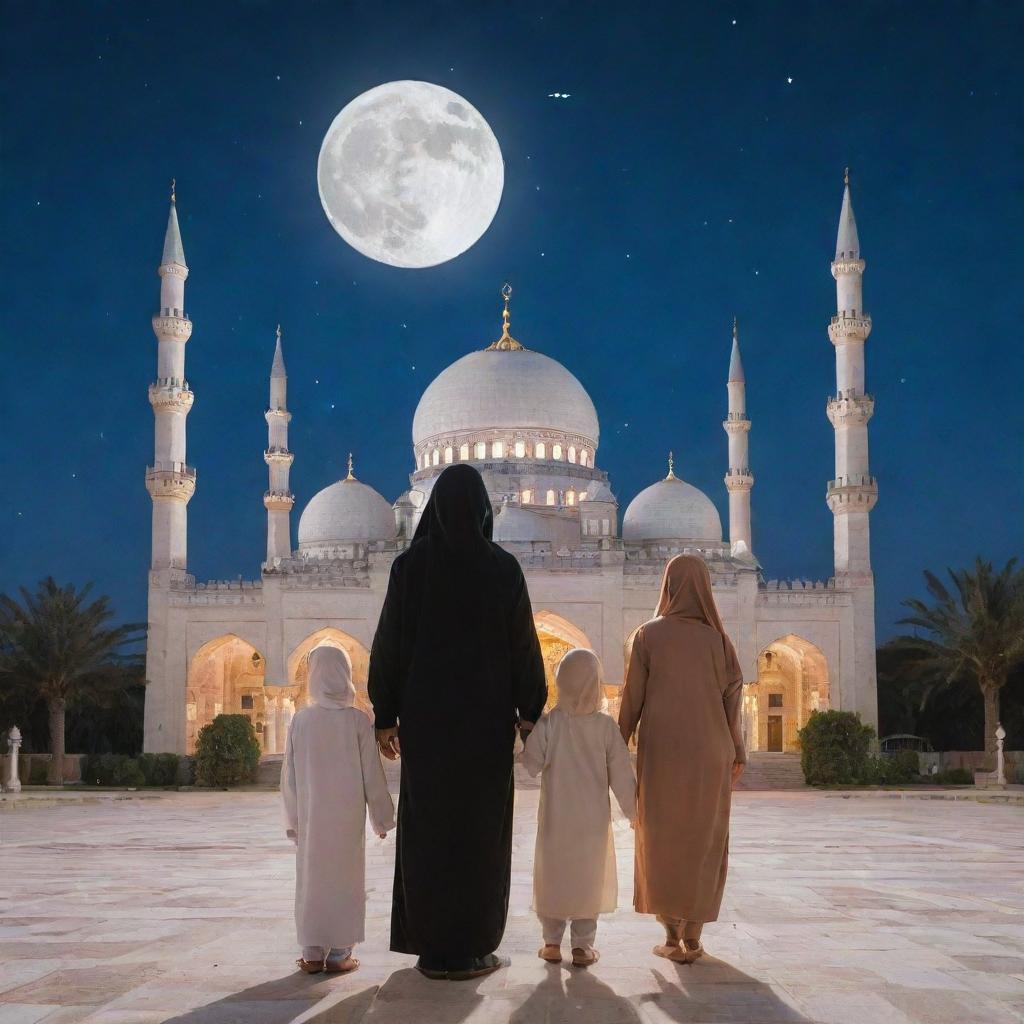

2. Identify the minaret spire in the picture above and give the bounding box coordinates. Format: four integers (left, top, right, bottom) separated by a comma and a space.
486, 283, 524, 351
723, 318, 753, 554
826, 168, 878, 730
264, 325, 295, 566
146, 186, 195, 572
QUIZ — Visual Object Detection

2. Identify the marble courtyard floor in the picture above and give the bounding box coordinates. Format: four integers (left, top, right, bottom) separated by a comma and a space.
2, 774, 1024, 1024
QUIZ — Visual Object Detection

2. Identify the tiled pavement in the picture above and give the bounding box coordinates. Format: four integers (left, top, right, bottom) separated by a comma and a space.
1, 766, 1023, 1023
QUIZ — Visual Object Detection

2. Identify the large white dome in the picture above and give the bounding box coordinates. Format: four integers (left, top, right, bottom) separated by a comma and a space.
298, 478, 395, 551
622, 475, 722, 544
413, 348, 599, 447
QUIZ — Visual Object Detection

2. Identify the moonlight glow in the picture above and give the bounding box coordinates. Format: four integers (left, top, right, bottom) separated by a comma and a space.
317, 80, 504, 269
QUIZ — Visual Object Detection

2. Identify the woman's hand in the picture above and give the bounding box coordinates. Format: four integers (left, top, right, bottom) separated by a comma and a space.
518, 720, 535, 746
376, 727, 401, 760
731, 760, 745, 787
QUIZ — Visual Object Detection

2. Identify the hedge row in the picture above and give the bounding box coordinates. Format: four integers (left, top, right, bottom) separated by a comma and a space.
82, 752, 195, 788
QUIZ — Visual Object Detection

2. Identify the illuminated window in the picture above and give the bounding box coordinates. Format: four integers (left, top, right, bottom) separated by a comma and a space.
601, 518, 610, 534
492, 441, 504, 458
522, 489, 533, 504
568, 446, 577, 464
475, 441, 486, 459
444, 446, 453, 464
546, 489, 556, 506
514, 440, 526, 458
552, 444, 563, 460
566, 490, 576, 506
431, 448, 440, 466
580, 450, 590, 467
579, 491, 588, 501
534, 441, 546, 459
459, 443, 469, 460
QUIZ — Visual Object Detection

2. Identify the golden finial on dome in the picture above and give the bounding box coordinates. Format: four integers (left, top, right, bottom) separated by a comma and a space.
486, 282, 524, 351
170, 178, 176, 203
346, 452, 355, 481
666, 451, 677, 480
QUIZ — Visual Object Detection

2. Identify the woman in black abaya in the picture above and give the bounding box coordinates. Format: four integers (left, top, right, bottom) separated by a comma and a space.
368, 464, 547, 980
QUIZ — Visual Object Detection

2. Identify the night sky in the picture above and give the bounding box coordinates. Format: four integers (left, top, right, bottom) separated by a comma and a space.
2, 1, 1021, 640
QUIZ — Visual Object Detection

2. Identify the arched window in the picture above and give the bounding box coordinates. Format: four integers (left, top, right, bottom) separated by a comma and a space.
522, 489, 533, 504
514, 440, 526, 458
546, 489, 556, 506
579, 491, 588, 501
492, 440, 504, 458
568, 446, 577, 464
459, 443, 470, 460
475, 441, 486, 459
552, 444, 563, 460
534, 441, 546, 459
566, 490, 576, 506
431, 449, 439, 466
580, 449, 590, 467
444, 446, 453, 464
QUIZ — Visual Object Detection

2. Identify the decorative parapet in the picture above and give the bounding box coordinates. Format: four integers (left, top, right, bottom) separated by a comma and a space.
151, 312, 193, 342
722, 413, 751, 433
758, 577, 845, 606
826, 474, 878, 514
263, 489, 294, 511
724, 469, 754, 491
827, 313, 872, 344
826, 392, 874, 427
171, 577, 265, 607
148, 379, 194, 412
830, 257, 865, 279
263, 448, 295, 466
145, 461, 196, 502
265, 407, 292, 424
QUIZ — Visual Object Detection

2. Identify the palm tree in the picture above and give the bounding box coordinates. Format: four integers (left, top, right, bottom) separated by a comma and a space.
893, 558, 1024, 762
0, 579, 144, 784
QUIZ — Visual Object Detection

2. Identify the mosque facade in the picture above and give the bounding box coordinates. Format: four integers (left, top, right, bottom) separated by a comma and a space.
143, 177, 879, 758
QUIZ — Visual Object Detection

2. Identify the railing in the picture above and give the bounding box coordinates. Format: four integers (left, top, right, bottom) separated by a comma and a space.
149, 461, 196, 479
152, 377, 190, 390
827, 475, 876, 489
158, 308, 190, 320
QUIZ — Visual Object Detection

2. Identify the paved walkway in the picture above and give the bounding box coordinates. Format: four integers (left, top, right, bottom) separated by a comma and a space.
1, 768, 1023, 1023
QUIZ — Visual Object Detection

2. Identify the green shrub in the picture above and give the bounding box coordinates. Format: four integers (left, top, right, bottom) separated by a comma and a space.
799, 710, 874, 785
859, 754, 919, 786
83, 753, 125, 786
138, 752, 180, 787
895, 749, 921, 779
175, 755, 196, 787
194, 714, 261, 788
111, 758, 145, 788
933, 767, 974, 785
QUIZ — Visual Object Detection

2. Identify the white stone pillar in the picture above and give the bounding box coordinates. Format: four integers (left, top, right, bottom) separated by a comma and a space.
263, 696, 278, 755
275, 700, 288, 754
4, 726, 22, 794
996, 723, 1007, 786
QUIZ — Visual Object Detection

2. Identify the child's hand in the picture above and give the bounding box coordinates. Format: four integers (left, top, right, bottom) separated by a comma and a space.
629, 819, 638, 830
377, 832, 387, 840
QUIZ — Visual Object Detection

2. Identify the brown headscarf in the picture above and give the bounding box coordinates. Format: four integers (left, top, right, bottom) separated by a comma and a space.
655, 554, 727, 635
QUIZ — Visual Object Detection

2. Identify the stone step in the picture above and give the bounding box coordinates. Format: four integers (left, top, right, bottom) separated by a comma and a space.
736, 753, 806, 791
256, 755, 283, 787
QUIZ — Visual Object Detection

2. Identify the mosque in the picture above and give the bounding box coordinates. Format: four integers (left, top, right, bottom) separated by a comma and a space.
143, 176, 879, 759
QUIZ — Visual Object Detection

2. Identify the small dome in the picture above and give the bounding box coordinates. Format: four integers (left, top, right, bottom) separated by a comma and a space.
413, 348, 599, 448
298, 478, 395, 551
622, 475, 722, 544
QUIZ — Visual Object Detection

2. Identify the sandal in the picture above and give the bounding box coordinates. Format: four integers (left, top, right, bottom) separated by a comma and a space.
571, 947, 600, 968
325, 956, 359, 974
538, 944, 562, 963
296, 958, 324, 974
653, 941, 703, 964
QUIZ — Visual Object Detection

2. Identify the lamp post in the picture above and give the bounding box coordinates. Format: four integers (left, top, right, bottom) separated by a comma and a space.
995, 723, 1007, 787
4, 726, 22, 794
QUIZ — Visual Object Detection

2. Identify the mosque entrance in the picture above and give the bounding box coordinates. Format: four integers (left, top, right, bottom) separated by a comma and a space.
186, 636, 267, 755
745, 635, 830, 754
287, 628, 373, 718
533, 611, 592, 712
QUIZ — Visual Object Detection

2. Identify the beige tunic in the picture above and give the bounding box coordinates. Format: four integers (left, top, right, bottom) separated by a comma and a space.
619, 561, 745, 923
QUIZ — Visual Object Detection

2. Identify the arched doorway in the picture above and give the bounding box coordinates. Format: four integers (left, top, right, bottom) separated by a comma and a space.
746, 635, 830, 753
186, 635, 267, 755
287, 628, 373, 719
533, 611, 594, 712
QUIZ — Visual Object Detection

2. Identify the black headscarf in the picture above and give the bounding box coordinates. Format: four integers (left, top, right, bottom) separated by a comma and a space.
411, 464, 494, 549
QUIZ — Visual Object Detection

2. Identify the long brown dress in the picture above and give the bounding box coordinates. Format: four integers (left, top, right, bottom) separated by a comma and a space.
619, 555, 746, 925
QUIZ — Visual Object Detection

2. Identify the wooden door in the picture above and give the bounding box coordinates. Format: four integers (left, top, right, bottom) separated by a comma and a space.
767, 715, 783, 752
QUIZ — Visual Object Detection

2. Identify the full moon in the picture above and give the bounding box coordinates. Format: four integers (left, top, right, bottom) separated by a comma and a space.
317, 81, 504, 269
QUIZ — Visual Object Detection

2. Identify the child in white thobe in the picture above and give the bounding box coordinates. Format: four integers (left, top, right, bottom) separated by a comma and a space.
523, 648, 636, 967
281, 645, 395, 974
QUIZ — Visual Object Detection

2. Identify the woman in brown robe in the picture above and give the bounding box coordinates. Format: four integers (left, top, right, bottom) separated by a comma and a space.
619, 554, 746, 963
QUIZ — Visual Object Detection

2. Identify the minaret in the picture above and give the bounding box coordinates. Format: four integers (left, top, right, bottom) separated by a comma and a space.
826, 169, 878, 575
723, 318, 753, 553
264, 325, 295, 564
145, 181, 195, 571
